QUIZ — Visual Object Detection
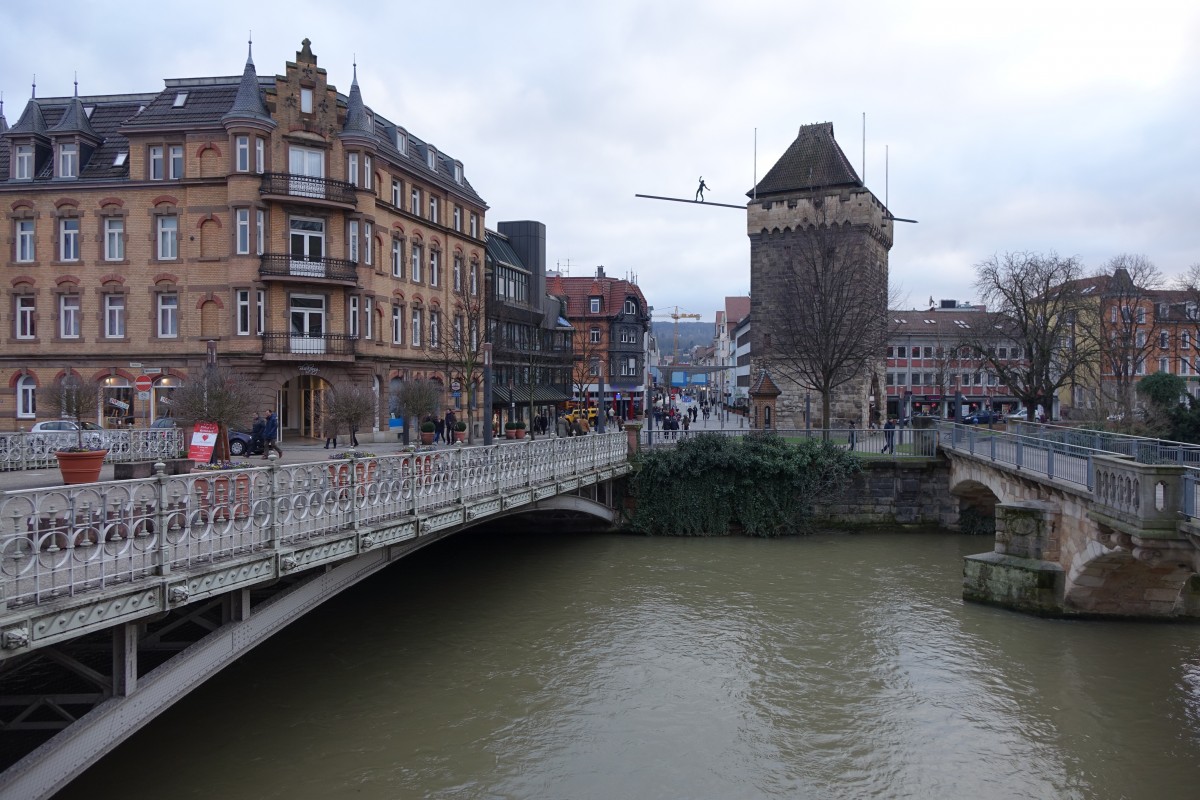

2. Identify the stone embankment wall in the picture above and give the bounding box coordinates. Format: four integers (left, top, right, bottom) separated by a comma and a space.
812, 459, 955, 529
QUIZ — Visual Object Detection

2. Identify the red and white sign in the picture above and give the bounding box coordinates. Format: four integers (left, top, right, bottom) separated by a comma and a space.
135, 375, 153, 392
188, 421, 220, 462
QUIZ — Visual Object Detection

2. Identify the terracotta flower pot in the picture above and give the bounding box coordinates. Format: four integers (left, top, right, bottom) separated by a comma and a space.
56, 450, 108, 485
420, 432, 436, 445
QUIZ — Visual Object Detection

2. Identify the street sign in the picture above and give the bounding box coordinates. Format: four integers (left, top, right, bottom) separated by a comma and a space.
135, 375, 153, 392
137, 391, 150, 401
188, 421, 219, 462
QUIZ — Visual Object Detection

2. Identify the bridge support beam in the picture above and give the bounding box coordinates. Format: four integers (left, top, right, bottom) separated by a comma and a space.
964, 501, 1066, 615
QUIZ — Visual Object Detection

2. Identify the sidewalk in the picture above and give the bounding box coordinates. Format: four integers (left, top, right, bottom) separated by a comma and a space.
0, 434, 490, 494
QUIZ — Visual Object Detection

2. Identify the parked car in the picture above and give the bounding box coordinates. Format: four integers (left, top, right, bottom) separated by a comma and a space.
227, 430, 263, 457
28, 419, 105, 448
150, 418, 178, 429
964, 410, 1000, 425
29, 420, 103, 432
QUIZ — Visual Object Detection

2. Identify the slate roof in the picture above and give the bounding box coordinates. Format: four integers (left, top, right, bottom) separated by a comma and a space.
49, 96, 100, 140
485, 229, 530, 274
223, 46, 273, 126
749, 122, 862, 198
749, 370, 782, 397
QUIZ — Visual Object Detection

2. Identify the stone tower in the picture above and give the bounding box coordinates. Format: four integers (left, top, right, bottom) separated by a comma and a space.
746, 122, 893, 427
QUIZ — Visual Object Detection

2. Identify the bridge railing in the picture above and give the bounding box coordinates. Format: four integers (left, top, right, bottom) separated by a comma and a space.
641, 427, 940, 458
1007, 420, 1200, 466
936, 420, 1117, 490
0, 429, 185, 471
0, 433, 628, 611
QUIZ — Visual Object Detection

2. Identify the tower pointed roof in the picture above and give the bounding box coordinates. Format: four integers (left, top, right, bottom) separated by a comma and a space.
342, 62, 374, 136
49, 88, 100, 140
0, 96, 7, 134
749, 122, 862, 198
7, 98, 48, 138
222, 41, 274, 127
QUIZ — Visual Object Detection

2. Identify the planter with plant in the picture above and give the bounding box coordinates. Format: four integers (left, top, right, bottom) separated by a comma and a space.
420, 421, 437, 445
44, 375, 108, 485
504, 421, 527, 440
452, 420, 468, 442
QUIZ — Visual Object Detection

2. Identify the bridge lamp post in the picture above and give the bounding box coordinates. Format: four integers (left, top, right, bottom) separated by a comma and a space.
482, 343, 493, 446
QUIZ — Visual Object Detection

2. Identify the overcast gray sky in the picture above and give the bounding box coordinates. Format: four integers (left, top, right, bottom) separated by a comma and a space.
4, 1, 1198, 321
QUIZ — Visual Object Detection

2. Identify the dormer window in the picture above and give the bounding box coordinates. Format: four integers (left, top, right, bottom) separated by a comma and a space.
453, 162, 463, 184
58, 144, 78, 178
396, 129, 407, 155
590, 297, 601, 314
624, 299, 638, 315
172, 91, 188, 108
426, 147, 436, 171
14, 145, 33, 180
300, 87, 313, 114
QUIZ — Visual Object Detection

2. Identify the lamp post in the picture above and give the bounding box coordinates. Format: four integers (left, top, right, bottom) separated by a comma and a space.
596, 359, 606, 434
482, 342, 493, 445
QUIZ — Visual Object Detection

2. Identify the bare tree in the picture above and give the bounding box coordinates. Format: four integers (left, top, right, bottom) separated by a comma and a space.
570, 327, 609, 419
389, 379, 441, 445
1091, 255, 1163, 424
41, 374, 102, 450
169, 365, 262, 461
757, 210, 889, 428
322, 385, 376, 446
425, 295, 486, 443
967, 251, 1097, 421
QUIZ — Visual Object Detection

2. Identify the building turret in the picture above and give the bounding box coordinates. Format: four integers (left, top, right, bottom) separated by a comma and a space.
222, 41, 275, 130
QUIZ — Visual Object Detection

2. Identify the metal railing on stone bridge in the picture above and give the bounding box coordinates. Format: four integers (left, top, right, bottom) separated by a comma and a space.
0, 428, 185, 472
1006, 420, 1200, 467
640, 426, 940, 458
0, 433, 628, 611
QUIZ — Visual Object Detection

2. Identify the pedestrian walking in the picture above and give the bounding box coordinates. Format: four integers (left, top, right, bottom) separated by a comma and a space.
882, 418, 895, 454
848, 419, 857, 451
262, 409, 283, 459
251, 412, 266, 454
434, 416, 445, 444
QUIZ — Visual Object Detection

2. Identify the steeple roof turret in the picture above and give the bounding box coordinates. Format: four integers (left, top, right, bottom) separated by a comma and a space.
342, 62, 374, 137
49, 84, 100, 141
7, 97, 48, 138
222, 41, 274, 127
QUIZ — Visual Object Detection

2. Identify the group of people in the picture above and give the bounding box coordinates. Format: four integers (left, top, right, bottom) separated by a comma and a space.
250, 410, 283, 459
420, 409, 460, 443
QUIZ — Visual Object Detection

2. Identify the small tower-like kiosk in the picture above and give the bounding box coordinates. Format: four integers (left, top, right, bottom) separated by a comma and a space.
749, 369, 782, 430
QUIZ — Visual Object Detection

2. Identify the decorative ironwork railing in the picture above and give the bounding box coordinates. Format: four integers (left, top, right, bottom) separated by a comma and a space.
0, 429, 185, 472
0, 433, 629, 610
259, 172, 358, 205
261, 333, 358, 356
259, 253, 358, 283
641, 427, 940, 459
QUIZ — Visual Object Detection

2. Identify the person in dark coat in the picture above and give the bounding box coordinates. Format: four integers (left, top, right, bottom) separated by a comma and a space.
882, 418, 896, 454
262, 410, 282, 459
251, 412, 266, 454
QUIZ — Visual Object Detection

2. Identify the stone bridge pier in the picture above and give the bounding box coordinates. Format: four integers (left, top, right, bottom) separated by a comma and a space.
949, 453, 1200, 618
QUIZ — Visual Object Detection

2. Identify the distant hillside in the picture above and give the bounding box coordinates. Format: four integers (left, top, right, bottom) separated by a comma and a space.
652, 320, 714, 355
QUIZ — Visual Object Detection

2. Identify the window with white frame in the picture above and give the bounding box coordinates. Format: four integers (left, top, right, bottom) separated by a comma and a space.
1136, 331, 1146, 348
430, 250, 440, 287
157, 216, 178, 260
58, 143, 78, 178
469, 213, 478, 238
256, 209, 266, 256
157, 293, 178, 337
236, 136, 250, 171
14, 145, 33, 180
168, 145, 183, 179
255, 137, 264, 173
454, 163, 463, 183
1183, 358, 1192, 376
392, 239, 403, 278
363, 156, 372, 190
364, 297, 373, 340
1160, 330, 1170, 348
347, 153, 359, 186
589, 357, 599, 377
1160, 357, 1170, 373
236, 209, 251, 254
624, 299, 637, 315
300, 87, 313, 113
426, 148, 436, 171
428, 196, 439, 224
364, 222, 373, 265
410, 187, 421, 216
590, 327, 601, 344
236, 290, 252, 335
453, 254, 463, 292
256, 290, 265, 335
391, 179, 402, 207
15, 219, 35, 262
1137, 308, 1146, 324
59, 294, 81, 338
590, 297, 601, 313
104, 218, 124, 261
396, 129, 407, 155
104, 294, 125, 338
15, 296, 35, 339
411, 307, 423, 347
59, 218, 80, 261
411, 243, 423, 282
453, 206, 462, 232
453, 315, 463, 349
470, 262, 479, 295
349, 296, 360, 338
430, 310, 439, 348
392, 305, 403, 344
16, 375, 36, 418
347, 220, 359, 263
149, 146, 164, 180
1184, 332, 1192, 349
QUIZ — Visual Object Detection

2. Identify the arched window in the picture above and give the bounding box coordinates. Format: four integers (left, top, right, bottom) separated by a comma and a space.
16, 375, 36, 419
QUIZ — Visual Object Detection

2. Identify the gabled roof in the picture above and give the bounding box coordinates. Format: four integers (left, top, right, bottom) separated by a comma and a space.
49, 95, 100, 140
749, 122, 861, 198
546, 272, 649, 323
7, 98, 48, 137
749, 370, 782, 397
725, 296, 751, 326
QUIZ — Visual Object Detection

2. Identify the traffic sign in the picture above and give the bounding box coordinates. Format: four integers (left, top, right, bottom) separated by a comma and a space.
135, 375, 153, 392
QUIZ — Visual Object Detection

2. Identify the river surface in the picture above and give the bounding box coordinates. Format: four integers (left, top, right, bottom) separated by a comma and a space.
59, 528, 1200, 799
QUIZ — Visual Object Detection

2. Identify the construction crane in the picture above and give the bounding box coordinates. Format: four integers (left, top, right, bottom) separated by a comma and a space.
652, 306, 702, 364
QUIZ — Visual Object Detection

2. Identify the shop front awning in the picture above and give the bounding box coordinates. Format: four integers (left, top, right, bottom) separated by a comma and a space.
491, 386, 573, 405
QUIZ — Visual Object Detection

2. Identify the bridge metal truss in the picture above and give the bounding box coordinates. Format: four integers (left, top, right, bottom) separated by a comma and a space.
0, 433, 630, 799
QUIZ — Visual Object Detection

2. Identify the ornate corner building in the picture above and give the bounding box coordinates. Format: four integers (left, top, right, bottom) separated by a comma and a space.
0, 39, 487, 438
746, 122, 893, 427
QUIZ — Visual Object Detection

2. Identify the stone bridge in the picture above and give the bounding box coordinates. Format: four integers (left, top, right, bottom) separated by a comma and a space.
938, 422, 1200, 618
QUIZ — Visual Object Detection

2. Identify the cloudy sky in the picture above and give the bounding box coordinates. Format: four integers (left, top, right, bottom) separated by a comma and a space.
4, 1, 1198, 321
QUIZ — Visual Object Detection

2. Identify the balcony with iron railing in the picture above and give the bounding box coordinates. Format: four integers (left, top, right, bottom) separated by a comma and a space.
261, 332, 358, 361
259, 172, 358, 207
259, 253, 359, 284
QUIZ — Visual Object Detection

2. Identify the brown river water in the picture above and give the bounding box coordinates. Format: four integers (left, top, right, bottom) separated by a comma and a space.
58, 527, 1200, 799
